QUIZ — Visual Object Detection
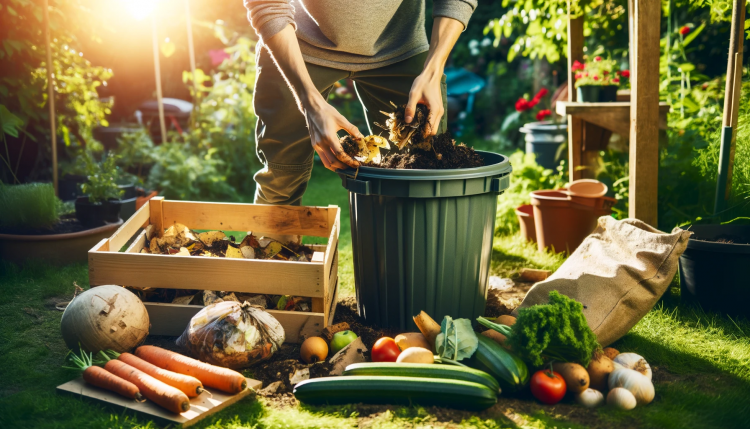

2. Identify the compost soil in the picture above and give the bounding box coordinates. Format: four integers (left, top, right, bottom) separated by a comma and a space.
343, 132, 485, 170
0, 214, 88, 235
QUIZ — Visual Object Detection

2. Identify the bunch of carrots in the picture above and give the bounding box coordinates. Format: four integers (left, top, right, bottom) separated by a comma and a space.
65, 345, 247, 414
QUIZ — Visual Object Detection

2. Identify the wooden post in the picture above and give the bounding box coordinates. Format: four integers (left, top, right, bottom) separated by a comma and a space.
151, 15, 168, 144
628, 0, 661, 226
185, 0, 199, 125
567, 0, 585, 182
720, 0, 746, 203
43, 0, 58, 195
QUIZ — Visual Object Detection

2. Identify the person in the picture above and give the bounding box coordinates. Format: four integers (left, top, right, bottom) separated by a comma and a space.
244, 0, 477, 206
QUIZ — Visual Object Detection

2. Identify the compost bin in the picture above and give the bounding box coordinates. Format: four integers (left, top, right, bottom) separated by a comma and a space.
338, 151, 512, 330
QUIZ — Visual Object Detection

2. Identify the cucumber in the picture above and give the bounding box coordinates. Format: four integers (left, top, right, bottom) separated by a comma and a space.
293, 375, 497, 410
343, 362, 500, 393
467, 335, 529, 391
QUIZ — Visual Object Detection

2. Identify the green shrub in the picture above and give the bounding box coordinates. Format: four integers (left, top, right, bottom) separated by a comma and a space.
0, 183, 60, 229
81, 153, 123, 204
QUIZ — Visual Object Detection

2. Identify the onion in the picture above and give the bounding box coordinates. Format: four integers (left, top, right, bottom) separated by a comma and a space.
608, 368, 655, 405
575, 388, 605, 408
607, 387, 637, 410
613, 352, 652, 380
60, 285, 149, 353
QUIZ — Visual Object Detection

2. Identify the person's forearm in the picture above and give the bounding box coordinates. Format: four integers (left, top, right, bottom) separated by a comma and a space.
422, 17, 464, 77
264, 24, 324, 112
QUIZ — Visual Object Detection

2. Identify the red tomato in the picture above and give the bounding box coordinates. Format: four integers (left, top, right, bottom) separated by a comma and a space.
371, 337, 401, 362
530, 369, 567, 405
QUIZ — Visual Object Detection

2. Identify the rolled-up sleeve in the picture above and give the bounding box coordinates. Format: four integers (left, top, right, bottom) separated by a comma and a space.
243, 0, 296, 42
432, 0, 477, 30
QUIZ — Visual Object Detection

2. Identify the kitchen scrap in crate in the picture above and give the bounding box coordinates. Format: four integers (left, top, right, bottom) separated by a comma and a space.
87, 197, 340, 343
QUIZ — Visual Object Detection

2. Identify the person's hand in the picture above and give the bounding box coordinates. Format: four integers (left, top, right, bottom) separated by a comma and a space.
404, 67, 444, 136
303, 96, 363, 172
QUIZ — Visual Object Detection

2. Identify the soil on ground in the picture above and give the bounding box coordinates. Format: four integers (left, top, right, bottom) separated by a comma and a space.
0, 214, 88, 235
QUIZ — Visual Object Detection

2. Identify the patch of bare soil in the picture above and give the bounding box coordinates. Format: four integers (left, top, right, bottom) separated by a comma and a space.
377, 133, 484, 170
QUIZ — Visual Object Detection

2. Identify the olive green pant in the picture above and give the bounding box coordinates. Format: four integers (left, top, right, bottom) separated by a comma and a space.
252, 47, 447, 205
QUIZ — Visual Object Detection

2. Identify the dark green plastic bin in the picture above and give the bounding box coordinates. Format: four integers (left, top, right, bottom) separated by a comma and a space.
338, 151, 512, 330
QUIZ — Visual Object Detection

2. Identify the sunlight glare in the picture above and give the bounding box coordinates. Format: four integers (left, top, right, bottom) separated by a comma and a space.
120, 0, 157, 21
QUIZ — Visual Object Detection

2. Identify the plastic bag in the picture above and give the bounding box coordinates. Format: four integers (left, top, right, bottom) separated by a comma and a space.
177, 300, 285, 368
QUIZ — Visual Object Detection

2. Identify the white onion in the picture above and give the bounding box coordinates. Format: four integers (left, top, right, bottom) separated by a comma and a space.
607, 387, 637, 410
614, 352, 652, 380
575, 388, 605, 408
60, 285, 150, 353
608, 368, 655, 405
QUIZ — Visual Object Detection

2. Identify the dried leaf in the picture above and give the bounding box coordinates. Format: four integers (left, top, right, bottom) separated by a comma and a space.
172, 294, 196, 305
264, 241, 283, 258
240, 245, 255, 259
198, 230, 227, 247
226, 245, 243, 258
177, 247, 190, 256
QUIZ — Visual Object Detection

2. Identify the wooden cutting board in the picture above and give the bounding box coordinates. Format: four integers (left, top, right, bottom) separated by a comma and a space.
57, 377, 262, 427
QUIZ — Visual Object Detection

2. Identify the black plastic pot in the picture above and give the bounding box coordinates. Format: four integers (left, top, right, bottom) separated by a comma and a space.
576, 85, 618, 102
58, 175, 86, 201
118, 182, 137, 221
75, 197, 122, 228
519, 121, 567, 169
338, 151, 512, 330
679, 224, 750, 317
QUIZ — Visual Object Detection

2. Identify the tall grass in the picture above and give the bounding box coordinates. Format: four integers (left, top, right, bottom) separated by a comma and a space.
0, 183, 60, 229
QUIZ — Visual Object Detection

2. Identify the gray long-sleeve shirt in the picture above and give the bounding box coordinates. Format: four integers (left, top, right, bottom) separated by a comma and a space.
243, 0, 477, 71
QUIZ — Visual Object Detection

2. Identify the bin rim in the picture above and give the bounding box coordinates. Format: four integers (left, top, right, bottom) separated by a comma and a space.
336, 150, 511, 181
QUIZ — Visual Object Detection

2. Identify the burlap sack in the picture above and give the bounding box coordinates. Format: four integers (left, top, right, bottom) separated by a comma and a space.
513, 217, 693, 346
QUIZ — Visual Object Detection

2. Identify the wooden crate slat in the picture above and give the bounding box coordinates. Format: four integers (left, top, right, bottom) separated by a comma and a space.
89, 252, 325, 297
109, 200, 152, 252
144, 302, 325, 343
161, 201, 332, 237
125, 230, 147, 253
150, 197, 164, 234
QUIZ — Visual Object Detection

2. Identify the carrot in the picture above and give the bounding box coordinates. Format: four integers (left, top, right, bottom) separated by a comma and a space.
135, 345, 246, 394
105, 359, 190, 414
64, 348, 143, 402
118, 352, 204, 397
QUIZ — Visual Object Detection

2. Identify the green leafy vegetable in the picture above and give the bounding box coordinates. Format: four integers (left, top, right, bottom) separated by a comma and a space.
435, 316, 479, 362
478, 291, 600, 367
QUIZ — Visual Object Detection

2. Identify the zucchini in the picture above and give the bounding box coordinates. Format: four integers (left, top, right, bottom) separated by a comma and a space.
343, 362, 500, 393
293, 375, 497, 410
467, 335, 529, 391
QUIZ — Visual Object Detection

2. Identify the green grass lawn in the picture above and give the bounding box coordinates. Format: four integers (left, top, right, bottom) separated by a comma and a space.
1, 162, 749, 428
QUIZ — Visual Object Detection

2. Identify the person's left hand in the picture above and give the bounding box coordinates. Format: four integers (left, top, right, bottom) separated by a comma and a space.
404, 67, 444, 136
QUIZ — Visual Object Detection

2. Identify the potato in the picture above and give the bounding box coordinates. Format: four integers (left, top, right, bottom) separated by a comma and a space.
553, 362, 590, 394
603, 347, 620, 360
396, 347, 434, 364
481, 330, 512, 350
587, 353, 615, 392
394, 332, 431, 351
496, 315, 517, 326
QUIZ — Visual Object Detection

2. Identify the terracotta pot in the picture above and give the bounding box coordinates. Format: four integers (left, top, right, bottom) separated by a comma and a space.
531, 190, 616, 253
515, 204, 537, 243
0, 221, 122, 265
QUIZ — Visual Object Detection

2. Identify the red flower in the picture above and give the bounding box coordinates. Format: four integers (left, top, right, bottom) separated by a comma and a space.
532, 88, 549, 102
571, 60, 585, 71
515, 98, 530, 112
575, 73, 583, 79
527, 98, 540, 108
618, 70, 630, 78
535, 109, 552, 121
679, 26, 690, 36
593, 75, 599, 81
612, 77, 620, 83
603, 70, 609, 75
702, 83, 709, 89
594, 56, 602, 62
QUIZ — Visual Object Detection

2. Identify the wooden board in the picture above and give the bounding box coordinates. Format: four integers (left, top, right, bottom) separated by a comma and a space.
57, 377, 261, 427
161, 201, 333, 238
144, 303, 329, 343
88, 252, 326, 298
556, 102, 670, 137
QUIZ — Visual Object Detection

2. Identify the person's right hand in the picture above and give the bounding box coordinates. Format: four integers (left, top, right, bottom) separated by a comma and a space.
303, 96, 362, 172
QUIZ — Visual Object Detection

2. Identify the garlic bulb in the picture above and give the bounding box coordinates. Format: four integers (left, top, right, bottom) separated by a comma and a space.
607, 387, 637, 410
575, 388, 605, 408
608, 368, 655, 405
613, 353, 652, 380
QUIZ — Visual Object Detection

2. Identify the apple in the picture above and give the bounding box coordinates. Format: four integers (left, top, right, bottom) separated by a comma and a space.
330, 330, 358, 355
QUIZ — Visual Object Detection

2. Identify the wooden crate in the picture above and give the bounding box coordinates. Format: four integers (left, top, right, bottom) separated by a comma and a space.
88, 197, 340, 343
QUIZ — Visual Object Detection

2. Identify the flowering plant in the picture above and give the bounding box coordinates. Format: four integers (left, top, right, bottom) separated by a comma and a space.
515, 88, 553, 121
572, 56, 629, 88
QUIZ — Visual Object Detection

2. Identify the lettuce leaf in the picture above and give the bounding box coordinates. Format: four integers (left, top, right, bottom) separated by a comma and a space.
435, 316, 479, 361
